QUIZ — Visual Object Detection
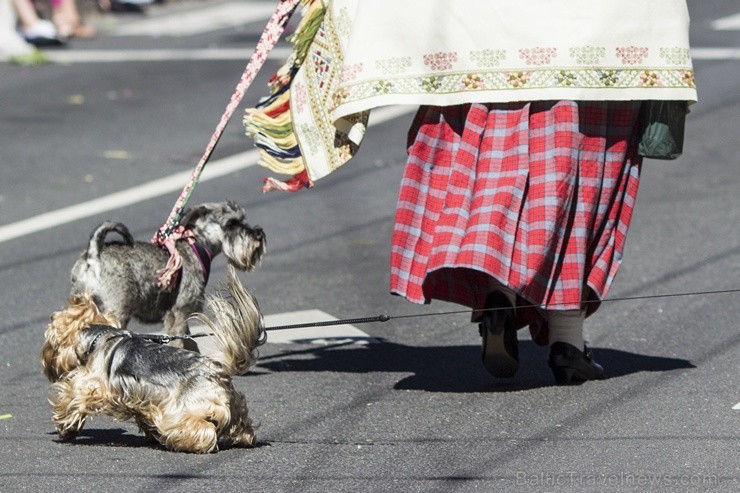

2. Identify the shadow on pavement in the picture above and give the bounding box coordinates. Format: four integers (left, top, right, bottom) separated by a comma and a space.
256, 340, 696, 393
41, 343, 695, 449
51, 428, 152, 449
49, 427, 273, 451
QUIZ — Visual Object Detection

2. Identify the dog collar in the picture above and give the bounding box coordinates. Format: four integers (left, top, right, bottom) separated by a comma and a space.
191, 241, 212, 284
85, 326, 127, 357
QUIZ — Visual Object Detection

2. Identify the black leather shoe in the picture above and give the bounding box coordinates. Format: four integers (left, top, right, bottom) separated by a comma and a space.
478, 291, 518, 378
548, 342, 605, 385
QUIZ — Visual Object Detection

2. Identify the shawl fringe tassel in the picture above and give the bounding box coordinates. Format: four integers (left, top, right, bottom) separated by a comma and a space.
244, 0, 325, 192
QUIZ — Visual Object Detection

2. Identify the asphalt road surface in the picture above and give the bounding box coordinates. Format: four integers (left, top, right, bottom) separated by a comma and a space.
1, 1, 738, 492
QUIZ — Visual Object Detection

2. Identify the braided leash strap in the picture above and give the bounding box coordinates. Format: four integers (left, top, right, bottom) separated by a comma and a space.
152, 0, 301, 289
136, 332, 214, 344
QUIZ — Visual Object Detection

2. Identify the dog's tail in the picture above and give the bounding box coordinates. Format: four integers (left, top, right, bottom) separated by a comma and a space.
85, 221, 134, 260
193, 266, 266, 376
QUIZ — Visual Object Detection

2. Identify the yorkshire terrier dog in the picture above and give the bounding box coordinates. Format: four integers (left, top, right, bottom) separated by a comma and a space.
70, 201, 266, 345
42, 267, 266, 453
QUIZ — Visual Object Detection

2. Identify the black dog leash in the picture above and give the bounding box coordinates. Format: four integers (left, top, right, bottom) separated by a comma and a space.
262, 287, 740, 331
132, 287, 740, 338
265, 314, 391, 331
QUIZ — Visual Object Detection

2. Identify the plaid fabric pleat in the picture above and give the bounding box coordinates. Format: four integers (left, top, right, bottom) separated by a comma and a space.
391, 101, 642, 319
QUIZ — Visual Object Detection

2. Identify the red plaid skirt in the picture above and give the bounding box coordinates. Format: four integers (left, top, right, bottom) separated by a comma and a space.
391, 101, 642, 335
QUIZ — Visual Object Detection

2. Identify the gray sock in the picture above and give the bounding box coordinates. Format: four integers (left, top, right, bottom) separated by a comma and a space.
547, 309, 585, 348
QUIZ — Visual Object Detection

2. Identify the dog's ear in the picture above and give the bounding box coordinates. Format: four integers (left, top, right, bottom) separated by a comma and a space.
225, 200, 242, 214
41, 340, 80, 382
41, 307, 83, 382
181, 205, 209, 227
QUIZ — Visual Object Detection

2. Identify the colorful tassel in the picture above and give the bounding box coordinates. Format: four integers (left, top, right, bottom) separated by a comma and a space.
244, 0, 326, 188
262, 170, 312, 192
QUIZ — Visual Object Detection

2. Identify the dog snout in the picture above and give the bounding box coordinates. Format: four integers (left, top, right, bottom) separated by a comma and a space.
250, 226, 266, 243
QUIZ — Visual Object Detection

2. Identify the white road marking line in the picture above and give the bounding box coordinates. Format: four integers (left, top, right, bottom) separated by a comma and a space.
109, 2, 276, 37
43, 47, 740, 64
190, 309, 379, 356
0, 150, 258, 244
691, 47, 740, 60
711, 12, 740, 31
0, 106, 414, 244
45, 47, 293, 64
733, 402, 740, 411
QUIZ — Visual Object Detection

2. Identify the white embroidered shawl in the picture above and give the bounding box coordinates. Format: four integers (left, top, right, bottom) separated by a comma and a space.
245, 0, 697, 190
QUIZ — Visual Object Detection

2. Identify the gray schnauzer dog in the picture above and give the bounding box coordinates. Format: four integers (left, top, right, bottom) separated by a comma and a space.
70, 201, 266, 346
